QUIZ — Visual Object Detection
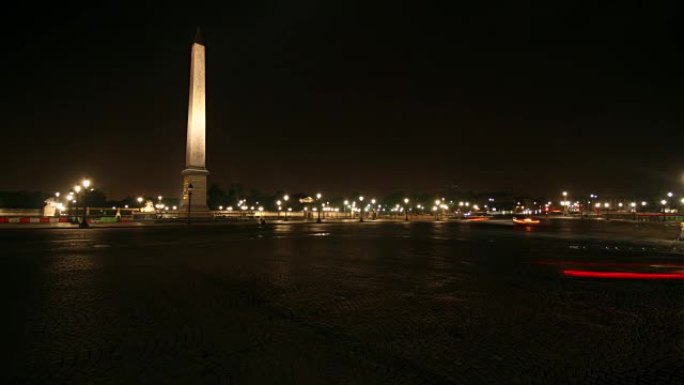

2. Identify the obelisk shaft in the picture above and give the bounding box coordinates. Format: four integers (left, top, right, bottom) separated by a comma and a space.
181, 30, 209, 215
185, 40, 206, 169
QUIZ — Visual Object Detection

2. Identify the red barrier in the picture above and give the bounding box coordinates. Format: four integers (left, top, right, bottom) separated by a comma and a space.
0, 217, 8, 223
19, 217, 30, 223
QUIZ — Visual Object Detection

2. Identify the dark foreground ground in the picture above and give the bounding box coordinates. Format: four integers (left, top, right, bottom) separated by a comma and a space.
1, 220, 683, 384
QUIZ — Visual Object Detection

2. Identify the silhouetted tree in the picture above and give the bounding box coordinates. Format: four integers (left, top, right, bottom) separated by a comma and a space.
86, 189, 108, 207
207, 183, 227, 209
0, 191, 50, 208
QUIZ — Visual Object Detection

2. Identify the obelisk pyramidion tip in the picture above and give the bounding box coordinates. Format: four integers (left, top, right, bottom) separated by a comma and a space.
194, 27, 203, 45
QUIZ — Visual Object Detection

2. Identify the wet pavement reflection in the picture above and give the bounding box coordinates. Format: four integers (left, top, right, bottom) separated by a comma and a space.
1, 221, 682, 384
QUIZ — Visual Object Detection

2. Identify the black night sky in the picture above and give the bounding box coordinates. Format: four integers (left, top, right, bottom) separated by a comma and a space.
1, 1, 682, 199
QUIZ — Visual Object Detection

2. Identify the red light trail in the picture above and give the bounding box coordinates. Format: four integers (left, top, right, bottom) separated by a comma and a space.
563, 270, 684, 280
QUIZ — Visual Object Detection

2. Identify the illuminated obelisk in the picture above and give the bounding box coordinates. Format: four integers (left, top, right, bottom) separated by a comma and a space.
180, 29, 209, 216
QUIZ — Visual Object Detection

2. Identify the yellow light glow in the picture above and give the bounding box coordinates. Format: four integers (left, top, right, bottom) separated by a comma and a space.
82, 179, 91, 188
74, 185, 82, 193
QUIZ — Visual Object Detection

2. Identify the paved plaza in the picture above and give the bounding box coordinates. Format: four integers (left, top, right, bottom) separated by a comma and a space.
1, 220, 683, 384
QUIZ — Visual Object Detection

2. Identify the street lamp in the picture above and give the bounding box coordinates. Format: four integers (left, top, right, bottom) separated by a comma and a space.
73, 185, 82, 224
316, 193, 322, 223
358, 195, 365, 222
284, 194, 290, 221
187, 183, 194, 225
404, 198, 409, 221
78, 179, 91, 228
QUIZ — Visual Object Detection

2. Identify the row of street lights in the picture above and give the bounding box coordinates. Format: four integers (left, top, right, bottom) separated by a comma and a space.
59, 178, 91, 228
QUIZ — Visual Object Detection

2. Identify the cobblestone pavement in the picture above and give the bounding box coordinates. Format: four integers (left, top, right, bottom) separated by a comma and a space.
1, 221, 682, 384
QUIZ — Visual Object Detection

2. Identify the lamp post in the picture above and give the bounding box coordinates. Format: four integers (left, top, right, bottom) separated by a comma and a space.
316, 193, 322, 223
187, 183, 194, 225
284, 194, 290, 221
78, 179, 91, 228
358, 195, 364, 222
404, 198, 409, 221
74, 185, 82, 225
